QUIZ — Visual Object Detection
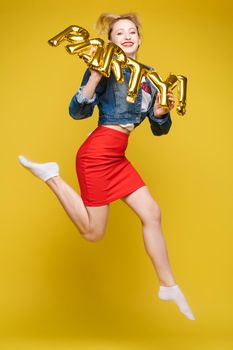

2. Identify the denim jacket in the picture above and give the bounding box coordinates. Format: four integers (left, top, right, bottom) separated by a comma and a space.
69, 67, 172, 136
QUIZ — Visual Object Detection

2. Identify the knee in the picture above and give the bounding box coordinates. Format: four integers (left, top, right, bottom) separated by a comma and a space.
87, 232, 104, 242
80, 225, 105, 242
142, 202, 162, 225
151, 204, 162, 223
155, 202, 162, 218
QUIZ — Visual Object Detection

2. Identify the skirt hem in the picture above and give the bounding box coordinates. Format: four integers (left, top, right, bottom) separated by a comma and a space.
82, 183, 146, 207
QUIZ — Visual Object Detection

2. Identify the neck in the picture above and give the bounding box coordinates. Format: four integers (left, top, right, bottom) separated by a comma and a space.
126, 53, 136, 59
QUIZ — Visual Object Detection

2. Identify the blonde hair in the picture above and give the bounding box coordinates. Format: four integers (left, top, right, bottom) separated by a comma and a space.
95, 12, 141, 39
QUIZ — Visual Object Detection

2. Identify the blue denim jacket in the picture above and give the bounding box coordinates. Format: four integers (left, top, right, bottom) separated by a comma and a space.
69, 67, 172, 136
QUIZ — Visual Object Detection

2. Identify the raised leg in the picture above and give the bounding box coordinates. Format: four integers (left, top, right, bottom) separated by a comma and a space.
46, 176, 109, 241
18, 155, 109, 242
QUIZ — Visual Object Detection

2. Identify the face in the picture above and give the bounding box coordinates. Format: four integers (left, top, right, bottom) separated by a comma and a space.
109, 19, 141, 59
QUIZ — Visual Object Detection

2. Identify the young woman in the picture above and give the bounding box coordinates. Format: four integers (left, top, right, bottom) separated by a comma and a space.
19, 13, 195, 320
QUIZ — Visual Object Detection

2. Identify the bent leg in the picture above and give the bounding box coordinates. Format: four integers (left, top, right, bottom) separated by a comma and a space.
121, 185, 176, 286
47, 176, 109, 241
18, 155, 109, 241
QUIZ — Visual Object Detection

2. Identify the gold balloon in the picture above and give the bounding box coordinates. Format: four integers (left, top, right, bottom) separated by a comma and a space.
88, 42, 127, 79
162, 74, 187, 115
66, 38, 104, 63
101, 43, 127, 81
126, 58, 151, 103
48, 25, 89, 47
176, 75, 187, 116
147, 71, 178, 108
48, 25, 188, 115
67, 40, 127, 82
111, 58, 125, 83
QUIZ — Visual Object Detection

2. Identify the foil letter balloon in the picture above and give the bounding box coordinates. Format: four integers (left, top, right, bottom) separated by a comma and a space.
48, 25, 89, 47
99, 43, 127, 82
176, 75, 187, 116
48, 25, 188, 115
65, 38, 104, 64
126, 58, 151, 103
84, 42, 127, 81
147, 72, 178, 108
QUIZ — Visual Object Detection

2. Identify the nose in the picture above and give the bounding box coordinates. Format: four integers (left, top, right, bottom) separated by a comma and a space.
125, 32, 131, 40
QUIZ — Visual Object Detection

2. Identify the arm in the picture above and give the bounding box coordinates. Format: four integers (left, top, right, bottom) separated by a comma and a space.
148, 111, 172, 136
147, 90, 174, 136
69, 68, 105, 120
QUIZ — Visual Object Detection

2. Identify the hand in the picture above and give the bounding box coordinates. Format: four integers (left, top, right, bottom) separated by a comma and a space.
89, 68, 102, 83
153, 90, 175, 117
88, 46, 103, 83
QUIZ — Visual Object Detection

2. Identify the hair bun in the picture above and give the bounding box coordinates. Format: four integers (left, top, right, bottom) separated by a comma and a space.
94, 12, 141, 38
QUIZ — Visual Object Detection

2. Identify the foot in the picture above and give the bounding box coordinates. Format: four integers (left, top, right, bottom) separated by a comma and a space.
18, 155, 59, 182
158, 284, 196, 320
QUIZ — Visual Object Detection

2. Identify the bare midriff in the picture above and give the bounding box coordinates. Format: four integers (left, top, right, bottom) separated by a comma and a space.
102, 124, 134, 135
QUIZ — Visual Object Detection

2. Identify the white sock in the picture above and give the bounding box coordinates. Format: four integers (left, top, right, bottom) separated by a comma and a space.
18, 155, 59, 182
158, 284, 196, 320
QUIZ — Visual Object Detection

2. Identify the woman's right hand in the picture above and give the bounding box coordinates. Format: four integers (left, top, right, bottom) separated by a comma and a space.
82, 47, 103, 99
89, 68, 103, 84
88, 46, 103, 83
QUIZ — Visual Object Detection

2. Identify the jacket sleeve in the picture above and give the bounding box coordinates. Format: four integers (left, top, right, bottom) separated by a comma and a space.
69, 68, 106, 120
147, 91, 172, 136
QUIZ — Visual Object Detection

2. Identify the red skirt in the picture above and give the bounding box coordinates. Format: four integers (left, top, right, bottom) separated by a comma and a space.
76, 125, 146, 206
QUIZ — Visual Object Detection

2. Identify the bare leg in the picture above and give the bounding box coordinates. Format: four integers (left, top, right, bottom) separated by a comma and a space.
46, 176, 109, 241
122, 185, 176, 286
18, 155, 109, 242
121, 185, 195, 320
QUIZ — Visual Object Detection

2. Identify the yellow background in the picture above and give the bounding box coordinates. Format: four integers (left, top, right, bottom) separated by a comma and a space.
1, 0, 233, 349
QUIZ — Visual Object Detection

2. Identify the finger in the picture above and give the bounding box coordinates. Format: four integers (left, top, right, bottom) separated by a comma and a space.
168, 97, 175, 102
169, 101, 175, 109
89, 46, 97, 55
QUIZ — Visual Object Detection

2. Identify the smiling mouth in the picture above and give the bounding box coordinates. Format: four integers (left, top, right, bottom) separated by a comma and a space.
122, 42, 134, 47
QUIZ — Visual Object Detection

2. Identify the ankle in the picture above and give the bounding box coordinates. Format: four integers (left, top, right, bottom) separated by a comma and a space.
46, 175, 61, 185
159, 279, 177, 287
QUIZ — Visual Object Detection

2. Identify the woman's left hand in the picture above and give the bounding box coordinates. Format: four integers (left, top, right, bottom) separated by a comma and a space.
153, 90, 175, 117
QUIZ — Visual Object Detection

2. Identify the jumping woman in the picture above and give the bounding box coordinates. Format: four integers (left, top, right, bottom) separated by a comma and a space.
18, 12, 195, 320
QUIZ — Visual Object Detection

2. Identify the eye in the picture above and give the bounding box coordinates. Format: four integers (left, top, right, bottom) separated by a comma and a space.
116, 32, 123, 35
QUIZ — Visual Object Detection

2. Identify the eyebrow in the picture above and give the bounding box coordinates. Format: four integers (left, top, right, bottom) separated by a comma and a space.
116, 27, 136, 31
